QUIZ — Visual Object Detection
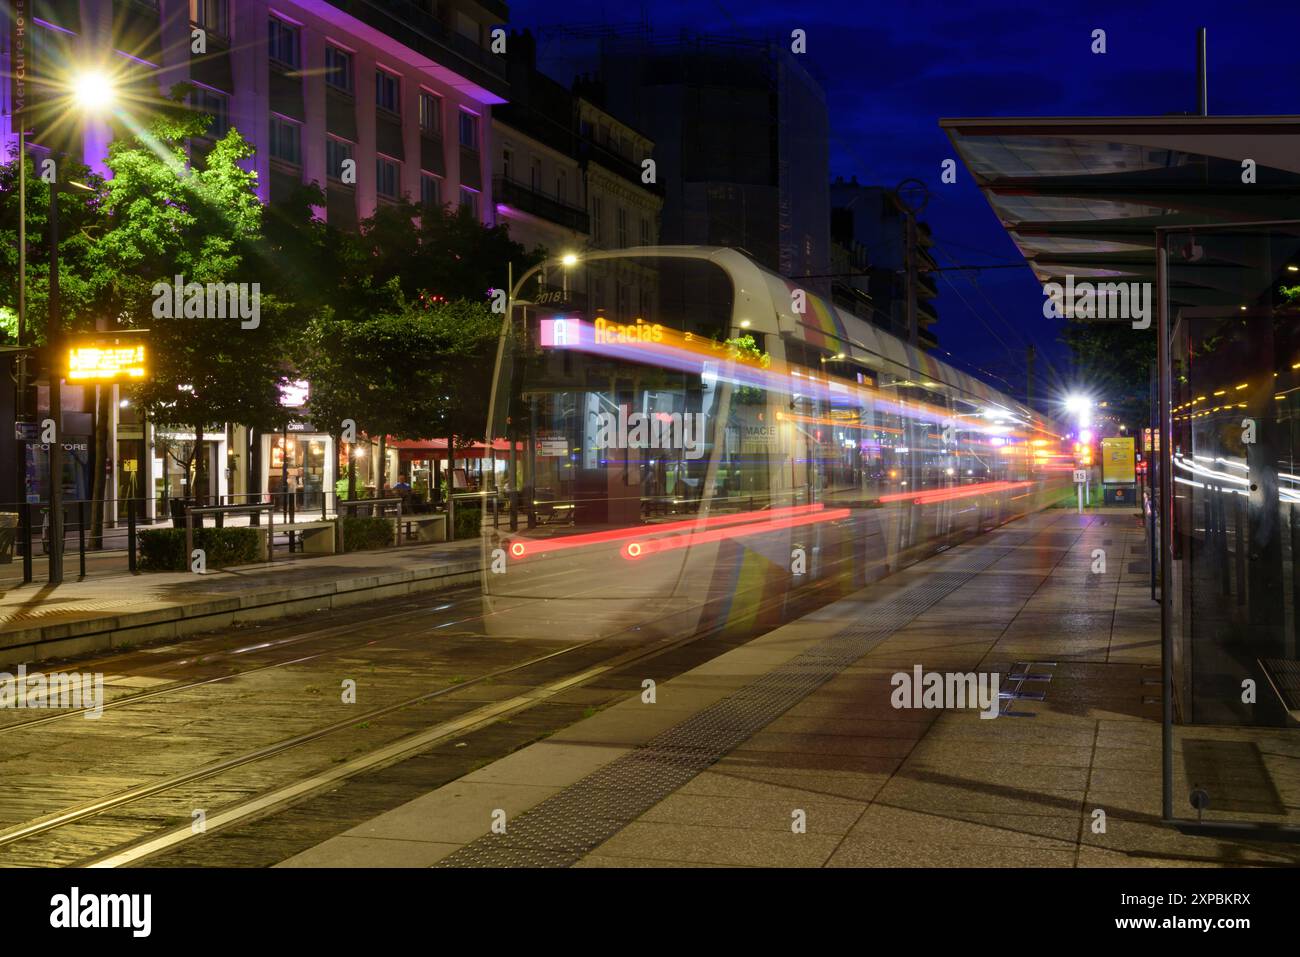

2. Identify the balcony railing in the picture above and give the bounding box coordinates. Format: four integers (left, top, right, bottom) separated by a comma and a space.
579, 139, 664, 196
323, 0, 506, 90
494, 176, 590, 234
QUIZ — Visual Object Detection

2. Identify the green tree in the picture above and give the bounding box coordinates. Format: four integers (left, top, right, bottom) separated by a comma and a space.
0, 151, 105, 344
89, 93, 295, 506
295, 201, 538, 496
1060, 321, 1155, 429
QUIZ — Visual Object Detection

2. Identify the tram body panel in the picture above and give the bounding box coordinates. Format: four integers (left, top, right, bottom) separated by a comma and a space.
480, 248, 1069, 644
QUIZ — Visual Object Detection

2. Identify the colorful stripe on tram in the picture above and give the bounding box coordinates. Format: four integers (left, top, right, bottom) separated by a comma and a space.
783, 280, 847, 352
693, 510, 872, 640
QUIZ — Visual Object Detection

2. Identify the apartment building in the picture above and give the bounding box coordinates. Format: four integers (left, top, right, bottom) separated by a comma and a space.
1, 0, 508, 512
490, 30, 661, 309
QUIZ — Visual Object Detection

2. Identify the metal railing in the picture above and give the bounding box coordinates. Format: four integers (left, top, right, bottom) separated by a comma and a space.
0, 496, 156, 583
184, 503, 276, 567
493, 175, 590, 233
337, 497, 403, 551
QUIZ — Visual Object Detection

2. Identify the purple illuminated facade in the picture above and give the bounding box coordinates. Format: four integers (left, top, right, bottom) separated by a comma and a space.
2, 0, 508, 224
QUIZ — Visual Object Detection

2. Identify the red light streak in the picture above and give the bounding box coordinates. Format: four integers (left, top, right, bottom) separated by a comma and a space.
507, 503, 826, 559
877, 480, 1034, 506
622, 507, 851, 560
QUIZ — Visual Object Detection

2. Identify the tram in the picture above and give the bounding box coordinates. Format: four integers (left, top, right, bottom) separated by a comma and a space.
479, 247, 1070, 642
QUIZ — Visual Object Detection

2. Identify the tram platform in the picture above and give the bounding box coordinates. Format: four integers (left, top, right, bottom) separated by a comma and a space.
0, 540, 480, 666
279, 506, 1300, 868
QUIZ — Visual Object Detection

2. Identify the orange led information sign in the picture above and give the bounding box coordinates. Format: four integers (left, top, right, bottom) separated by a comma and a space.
67, 344, 148, 382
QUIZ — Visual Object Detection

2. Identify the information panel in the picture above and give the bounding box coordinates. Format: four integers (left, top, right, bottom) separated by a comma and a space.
1101, 436, 1135, 484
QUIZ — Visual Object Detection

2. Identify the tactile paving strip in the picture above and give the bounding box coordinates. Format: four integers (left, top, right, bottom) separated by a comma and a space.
437, 543, 1016, 867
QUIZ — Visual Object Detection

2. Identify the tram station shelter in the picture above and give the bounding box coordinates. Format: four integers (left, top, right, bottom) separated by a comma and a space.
943, 114, 1300, 836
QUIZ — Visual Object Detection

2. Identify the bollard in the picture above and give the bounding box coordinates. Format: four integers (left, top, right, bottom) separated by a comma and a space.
77, 500, 86, 580
21, 502, 33, 584
128, 497, 138, 573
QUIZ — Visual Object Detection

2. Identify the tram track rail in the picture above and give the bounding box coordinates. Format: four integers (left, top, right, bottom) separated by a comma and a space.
0, 498, 1052, 867
3, 545, 860, 867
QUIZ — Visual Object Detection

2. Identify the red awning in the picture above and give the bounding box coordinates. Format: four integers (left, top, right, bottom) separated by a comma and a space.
389, 438, 520, 458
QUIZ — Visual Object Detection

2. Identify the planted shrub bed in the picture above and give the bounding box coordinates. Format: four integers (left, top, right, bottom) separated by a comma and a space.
453, 506, 481, 540
341, 516, 394, 552
138, 527, 262, 571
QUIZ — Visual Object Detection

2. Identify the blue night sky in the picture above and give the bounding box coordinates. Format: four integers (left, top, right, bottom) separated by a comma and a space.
507, 0, 1300, 402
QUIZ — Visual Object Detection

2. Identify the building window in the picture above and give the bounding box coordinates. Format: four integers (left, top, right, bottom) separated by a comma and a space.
267, 16, 300, 68
418, 91, 441, 135
190, 0, 228, 37
639, 216, 651, 246
502, 147, 513, 181
455, 11, 478, 44
529, 156, 542, 192
592, 195, 603, 245
324, 46, 353, 93
268, 115, 301, 165
616, 206, 628, 247
192, 87, 229, 139
375, 69, 400, 114
325, 137, 353, 182
421, 173, 442, 207
376, 156, 400, 199
458, 111, 478, 150
459, 187, 479, 218
556, 170, 566, 203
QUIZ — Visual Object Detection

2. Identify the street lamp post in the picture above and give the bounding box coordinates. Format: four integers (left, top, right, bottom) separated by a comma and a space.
1065, 393, 1093, 513
43, 69, 118, 584
48, 174, 64, 582
14, 128, 28, 525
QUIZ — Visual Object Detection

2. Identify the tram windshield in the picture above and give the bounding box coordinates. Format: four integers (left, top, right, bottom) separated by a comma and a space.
489, 254, 781, 530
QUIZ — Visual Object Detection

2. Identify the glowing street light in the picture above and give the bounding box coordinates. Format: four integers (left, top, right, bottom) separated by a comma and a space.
1064, 393, 1093, 429
557, 253, 581, 297
71, 70, 118, 114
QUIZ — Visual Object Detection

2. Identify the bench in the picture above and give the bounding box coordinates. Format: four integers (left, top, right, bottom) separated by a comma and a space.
262, 520, 337, 556
396, 514, 447, 543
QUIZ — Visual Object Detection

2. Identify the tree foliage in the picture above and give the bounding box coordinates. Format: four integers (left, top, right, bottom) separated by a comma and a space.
296, 200, 539, 449
91, 92, 292, 439
1060, 320, 1155, 428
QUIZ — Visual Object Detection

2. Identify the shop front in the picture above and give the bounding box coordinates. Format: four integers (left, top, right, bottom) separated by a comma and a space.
152, 428, 227, 512
390, 438, 514, 504
261, 426, 336, 514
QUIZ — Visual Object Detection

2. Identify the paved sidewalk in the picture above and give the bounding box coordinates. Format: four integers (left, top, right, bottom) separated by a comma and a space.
0, 540, 480, 665
280, 507, 1300, 868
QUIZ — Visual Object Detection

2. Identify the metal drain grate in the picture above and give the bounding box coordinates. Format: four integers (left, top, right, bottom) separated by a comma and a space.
998, 661, 1056, 718
437, 541, 1018, 868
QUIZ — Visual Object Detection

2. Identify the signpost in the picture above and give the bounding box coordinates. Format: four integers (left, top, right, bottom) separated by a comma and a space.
1073, 468, 1088, 514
